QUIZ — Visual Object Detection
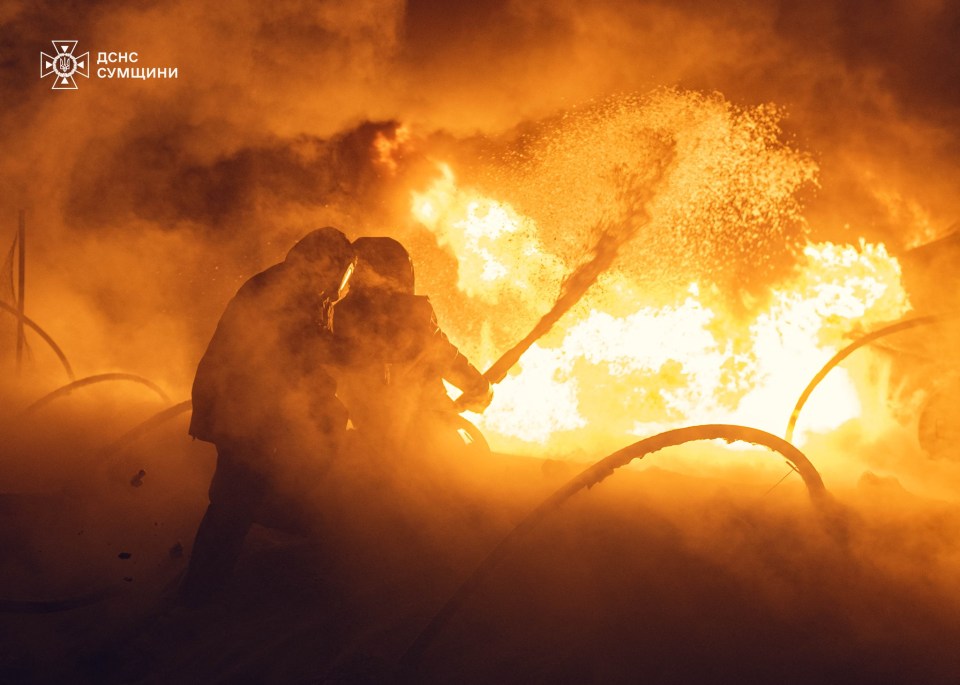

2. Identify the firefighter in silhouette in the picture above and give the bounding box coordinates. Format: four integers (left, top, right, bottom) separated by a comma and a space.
332, 236, 492, 454
179, 227, 356, 607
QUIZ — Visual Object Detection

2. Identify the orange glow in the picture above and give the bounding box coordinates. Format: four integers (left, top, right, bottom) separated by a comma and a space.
412, 163, 564, 306
413, 163, 911, 458
373, 125, 412, 175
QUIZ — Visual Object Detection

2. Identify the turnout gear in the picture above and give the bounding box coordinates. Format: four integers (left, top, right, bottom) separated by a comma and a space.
332, 237, 491, 451
180, 227, 355, 606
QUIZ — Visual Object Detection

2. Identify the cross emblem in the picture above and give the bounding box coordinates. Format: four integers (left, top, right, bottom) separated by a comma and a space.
41, 41, 90, 90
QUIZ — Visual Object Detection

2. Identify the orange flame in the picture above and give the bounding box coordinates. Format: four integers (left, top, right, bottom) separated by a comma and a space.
373, 124, 411, 175
413, 166, 911, 458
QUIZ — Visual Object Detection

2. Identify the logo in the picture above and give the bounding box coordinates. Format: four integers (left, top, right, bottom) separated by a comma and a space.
40, 41, 90, 90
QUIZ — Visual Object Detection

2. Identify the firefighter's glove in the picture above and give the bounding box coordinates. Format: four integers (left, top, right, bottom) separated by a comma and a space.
457, 381, 494, 413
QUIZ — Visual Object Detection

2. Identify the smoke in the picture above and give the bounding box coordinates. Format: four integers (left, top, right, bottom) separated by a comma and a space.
1, 0, 957, 375
1, 1, 959, 681
0, 0, 955, 387
413, 470, 960, 684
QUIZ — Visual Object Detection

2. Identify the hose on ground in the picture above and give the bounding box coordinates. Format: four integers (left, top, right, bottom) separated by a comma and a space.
20, 373, 171, 416
398, 423, 829, 677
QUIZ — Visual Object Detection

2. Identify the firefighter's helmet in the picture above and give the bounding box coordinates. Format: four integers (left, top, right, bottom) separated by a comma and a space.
285, 226, 355, 295
352, 236, 415, 294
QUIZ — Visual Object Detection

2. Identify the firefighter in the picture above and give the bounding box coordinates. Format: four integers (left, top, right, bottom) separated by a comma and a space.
332, 236, 492, 454
179, 227, 356, 607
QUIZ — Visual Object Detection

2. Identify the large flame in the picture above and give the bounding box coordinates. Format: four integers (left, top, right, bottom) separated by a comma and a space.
413, 162, 565, 307
412, 164, 911, 458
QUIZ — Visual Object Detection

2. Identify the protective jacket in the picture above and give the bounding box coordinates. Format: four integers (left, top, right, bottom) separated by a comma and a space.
332, 289, 487, 435
189, 227, 353, 449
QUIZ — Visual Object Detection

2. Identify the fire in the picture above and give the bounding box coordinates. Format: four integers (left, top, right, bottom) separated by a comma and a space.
373, 124, 411, 175
412, 165, 911, 458
412, 163, 564, 307
406, 92, 914, 461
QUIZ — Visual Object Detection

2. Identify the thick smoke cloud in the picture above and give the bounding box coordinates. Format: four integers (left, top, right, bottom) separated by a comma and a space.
2, 0, 957, 337
1, 1, 956, 375
1, 1, 959, 682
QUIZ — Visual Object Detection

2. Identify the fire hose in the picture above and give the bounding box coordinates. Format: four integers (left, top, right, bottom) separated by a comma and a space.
785, 312, 960, 443
397, 423, 830, 677
0, 300, 74, 380
19, 373, 171, 416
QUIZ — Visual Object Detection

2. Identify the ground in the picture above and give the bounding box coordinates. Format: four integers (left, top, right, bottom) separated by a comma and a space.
3, 407, 960, 684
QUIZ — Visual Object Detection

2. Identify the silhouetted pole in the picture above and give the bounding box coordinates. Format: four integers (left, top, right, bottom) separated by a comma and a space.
15, 210, 25, 373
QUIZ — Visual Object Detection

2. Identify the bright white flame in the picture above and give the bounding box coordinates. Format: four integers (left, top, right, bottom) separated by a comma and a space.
412, 164, 565, 304
412, 163, 911, 459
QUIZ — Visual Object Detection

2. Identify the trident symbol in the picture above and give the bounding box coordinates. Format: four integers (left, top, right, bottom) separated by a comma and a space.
41, 41, 89, 90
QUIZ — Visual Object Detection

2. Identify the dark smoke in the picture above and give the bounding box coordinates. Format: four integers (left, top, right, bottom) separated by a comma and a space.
0, 0, 956, 382
64, 120, 403, 233
1, 1, 959, 683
